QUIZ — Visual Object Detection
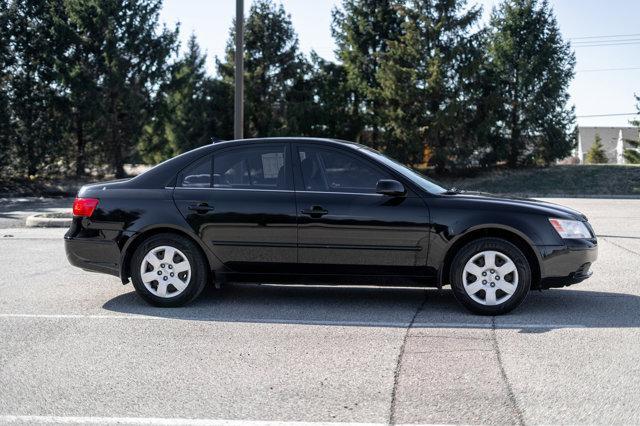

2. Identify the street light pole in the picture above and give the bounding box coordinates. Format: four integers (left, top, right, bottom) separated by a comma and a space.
234, 0, 244, 140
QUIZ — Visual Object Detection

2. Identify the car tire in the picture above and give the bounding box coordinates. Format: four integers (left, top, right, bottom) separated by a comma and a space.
450, 237, 531, 315
130, 233, 208, 307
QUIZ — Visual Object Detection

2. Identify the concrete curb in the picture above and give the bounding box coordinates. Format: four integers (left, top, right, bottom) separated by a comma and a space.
25, 213, 72, 228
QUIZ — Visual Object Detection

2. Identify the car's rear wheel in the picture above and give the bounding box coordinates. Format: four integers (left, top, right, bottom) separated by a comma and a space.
131, 233, 208, 307
450, 237, 531, 315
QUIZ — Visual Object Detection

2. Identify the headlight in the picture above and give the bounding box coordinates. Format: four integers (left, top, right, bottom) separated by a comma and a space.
548, 218, 592, 239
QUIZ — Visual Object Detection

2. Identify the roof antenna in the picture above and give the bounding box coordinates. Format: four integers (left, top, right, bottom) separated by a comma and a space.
211, 137, 226, 144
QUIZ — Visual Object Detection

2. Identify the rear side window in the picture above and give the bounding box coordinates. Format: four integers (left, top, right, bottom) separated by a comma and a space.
178, 155, 212, 188
213, 145, 290, 190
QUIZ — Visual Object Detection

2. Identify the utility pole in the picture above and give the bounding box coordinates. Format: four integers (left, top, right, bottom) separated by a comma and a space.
234, 0, 244, 140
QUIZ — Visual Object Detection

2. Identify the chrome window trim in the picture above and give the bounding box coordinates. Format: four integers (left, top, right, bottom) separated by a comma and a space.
170, 186, 294, 193
167, 186, 383, 197
297, 190, 383, 197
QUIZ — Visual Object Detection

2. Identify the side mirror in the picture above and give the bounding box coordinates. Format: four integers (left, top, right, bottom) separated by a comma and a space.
376, 179, 406, 196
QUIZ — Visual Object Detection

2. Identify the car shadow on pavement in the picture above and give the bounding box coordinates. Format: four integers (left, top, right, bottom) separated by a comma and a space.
102, 283, 640, 332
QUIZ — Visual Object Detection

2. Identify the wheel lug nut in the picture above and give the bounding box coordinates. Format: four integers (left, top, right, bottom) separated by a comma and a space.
170, 273, 174, 277
496, 276, 500, 280
168, 265, 173, 269
490, 269, 495, 274
163, 276, 168, 281
157, 271, 162, 275
482, 272, 487, 276
490, 282, 495, 287
482, 280, 487, 285
160, 264, 165, 268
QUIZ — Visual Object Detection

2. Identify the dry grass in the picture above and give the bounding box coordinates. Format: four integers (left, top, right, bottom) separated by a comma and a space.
426, 165, 640, 197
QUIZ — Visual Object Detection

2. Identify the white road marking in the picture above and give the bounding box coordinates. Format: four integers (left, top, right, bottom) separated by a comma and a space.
0, 415, 395, 425
0, 313, 586, 328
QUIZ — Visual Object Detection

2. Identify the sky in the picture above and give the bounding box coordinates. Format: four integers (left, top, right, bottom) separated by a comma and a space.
160, 0, 640, 128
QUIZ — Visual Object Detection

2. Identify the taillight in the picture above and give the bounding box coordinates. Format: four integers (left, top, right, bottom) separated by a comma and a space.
72, 197, 99, 217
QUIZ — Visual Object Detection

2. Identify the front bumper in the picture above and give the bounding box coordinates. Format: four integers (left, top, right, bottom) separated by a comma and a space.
537, 238, 598, 289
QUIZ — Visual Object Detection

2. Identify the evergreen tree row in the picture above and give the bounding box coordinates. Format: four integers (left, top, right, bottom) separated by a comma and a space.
0, 0, 577, 179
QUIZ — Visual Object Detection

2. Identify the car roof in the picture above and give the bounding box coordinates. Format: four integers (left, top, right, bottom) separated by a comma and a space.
211, 137, 359, 149
129, 137, 364, 189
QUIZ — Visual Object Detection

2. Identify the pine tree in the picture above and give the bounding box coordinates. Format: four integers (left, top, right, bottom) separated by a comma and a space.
305, 53, 363, 140
280, 52, 363, 140
218, 0, 305, 137
624, 139, 640, 164
63, 0, 178, 177
624, 96, 640, 164
4, 0, 68, 177
0, 0, 12, 171
376, 0, 486, 167
586, 133, 608, 164
51, 0, 103, 177
488, 0, 576, 167
332, 0, 404, 148
140, 35, 232, 164
283, 58, 316, 137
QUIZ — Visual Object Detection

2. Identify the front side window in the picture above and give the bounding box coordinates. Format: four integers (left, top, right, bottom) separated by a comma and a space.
178, 155, 212, 188
298, 146, 390, 193
213, 145, 289, 190
358, 146, 446, 194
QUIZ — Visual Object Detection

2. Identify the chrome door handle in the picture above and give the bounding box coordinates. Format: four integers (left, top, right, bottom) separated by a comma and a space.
187, 203, 215, 213
301, 206, 329, 218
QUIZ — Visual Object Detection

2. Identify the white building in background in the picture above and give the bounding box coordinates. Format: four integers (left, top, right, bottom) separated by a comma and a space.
573, 126, 639, 164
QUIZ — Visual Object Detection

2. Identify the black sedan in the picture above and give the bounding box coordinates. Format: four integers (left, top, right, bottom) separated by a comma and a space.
65, 137, 597, 314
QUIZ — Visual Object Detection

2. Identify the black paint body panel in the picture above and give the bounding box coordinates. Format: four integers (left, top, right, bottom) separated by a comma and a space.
64, 137, 597, 289
173, 188, 298, 272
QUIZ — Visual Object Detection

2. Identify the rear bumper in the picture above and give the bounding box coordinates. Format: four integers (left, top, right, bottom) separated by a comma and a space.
537, 239, 598, 289
64, 233, 121, 277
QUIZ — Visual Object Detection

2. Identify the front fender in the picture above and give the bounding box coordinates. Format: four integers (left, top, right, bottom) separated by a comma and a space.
425, 198, 563, 283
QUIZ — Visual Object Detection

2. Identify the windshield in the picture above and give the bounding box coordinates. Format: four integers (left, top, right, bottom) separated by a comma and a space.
357, 146, 447, 194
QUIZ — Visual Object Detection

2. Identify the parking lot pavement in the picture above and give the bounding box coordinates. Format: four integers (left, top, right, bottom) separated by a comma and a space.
0, 198, 639, 425
0, 197, 72, 228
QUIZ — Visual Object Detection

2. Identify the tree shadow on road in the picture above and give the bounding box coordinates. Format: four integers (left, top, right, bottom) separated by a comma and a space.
102, 283, 640, 332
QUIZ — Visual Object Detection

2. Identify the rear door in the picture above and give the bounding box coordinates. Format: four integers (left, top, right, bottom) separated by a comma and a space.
173, 143, 297, 273
293, 143, 431, 277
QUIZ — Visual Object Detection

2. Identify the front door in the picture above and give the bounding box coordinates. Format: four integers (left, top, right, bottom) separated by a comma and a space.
293, 143, 431, 278
173, 143, 297, 273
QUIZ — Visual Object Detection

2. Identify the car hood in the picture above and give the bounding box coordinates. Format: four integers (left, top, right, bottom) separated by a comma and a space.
445, 191, 587, 221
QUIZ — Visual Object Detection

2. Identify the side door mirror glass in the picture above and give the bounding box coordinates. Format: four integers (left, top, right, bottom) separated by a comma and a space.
376, 179, 406, 196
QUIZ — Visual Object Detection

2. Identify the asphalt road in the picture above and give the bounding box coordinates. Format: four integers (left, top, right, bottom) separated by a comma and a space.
0, 198, 639, 425
0, 197, 72, 228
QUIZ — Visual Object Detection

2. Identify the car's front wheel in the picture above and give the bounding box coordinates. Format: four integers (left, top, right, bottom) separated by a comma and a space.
450, 237, 531, 315
130, 233, 208, 307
